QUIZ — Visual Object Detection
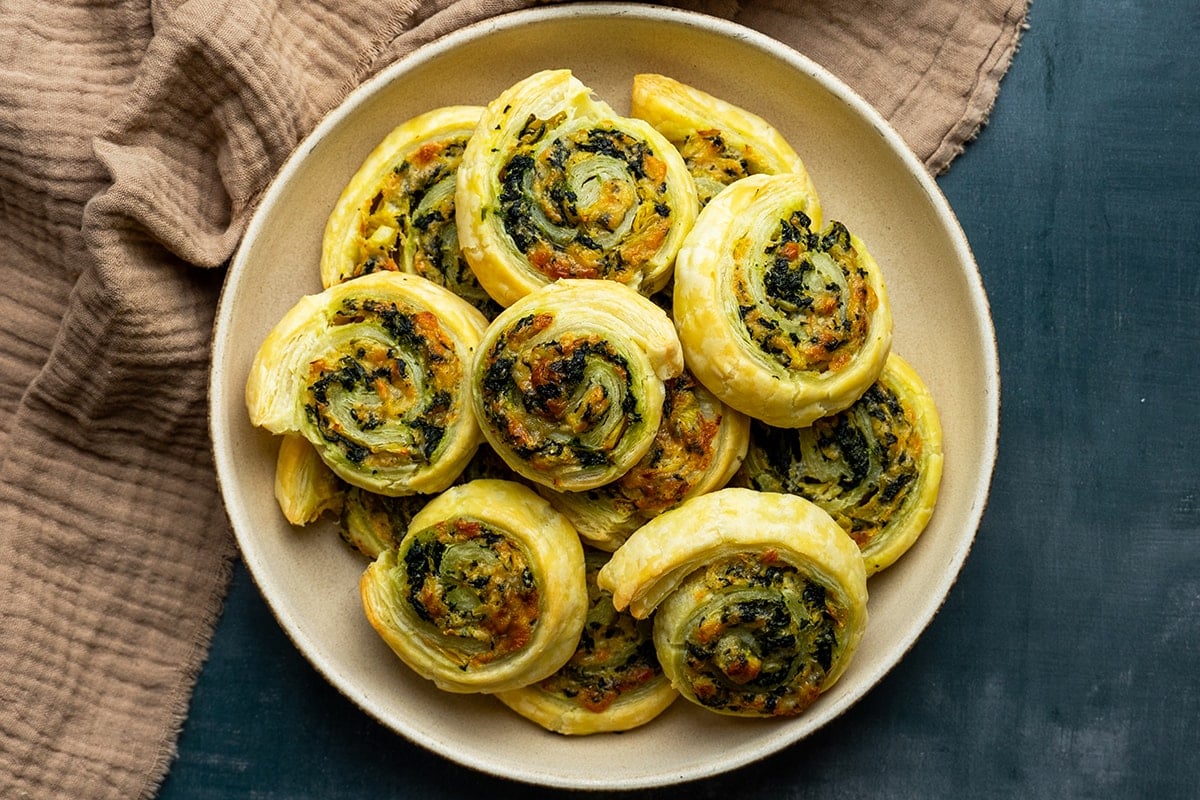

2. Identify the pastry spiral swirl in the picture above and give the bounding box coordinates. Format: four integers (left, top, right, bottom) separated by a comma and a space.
456, 69, 699, 307
320, 105, 499, 316
360, 479, 587, 694
736, 353, 943, 575
673, 173, 892, 428
495, 549, 678, 734
539, 368, 750, 551
245, 271, 489, 496
472, 279, 684, 492
630, 73, 819, 207
598, 488, 867, 718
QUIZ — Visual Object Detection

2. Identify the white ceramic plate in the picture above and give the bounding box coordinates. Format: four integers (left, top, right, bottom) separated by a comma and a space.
210, 3, 999, 790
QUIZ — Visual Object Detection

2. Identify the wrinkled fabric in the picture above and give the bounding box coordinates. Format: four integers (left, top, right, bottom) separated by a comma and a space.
0, 0, 1030, 797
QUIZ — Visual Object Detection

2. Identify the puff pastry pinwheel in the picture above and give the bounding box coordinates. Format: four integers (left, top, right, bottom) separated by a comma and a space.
273, 434, 346, 526
245, 270, 489, 496
360, 479, 587, 694
630, 73, 819, 207
736, 353, 943, 575
598, 488, 868, 718
472, 279, 684, 492
539, 369, 750, 551
673, 173, 892, 428
455, 69, 699, 307
319, 106, 499, 316
494, 549, 678, 734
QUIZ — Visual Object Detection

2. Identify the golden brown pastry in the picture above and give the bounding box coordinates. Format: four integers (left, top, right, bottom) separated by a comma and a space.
538, 369, 750, 551
273, 434, 345, 525
245, 270, 488, 496
455, 69, 699, 307
673, 173, 892, 427
320, 105, 499, 316
494, 549, 678, 734
736, 353, 943, 575
630, 73, 819, 207
598, 488, 868, 717
360, 479, 587, 694
471, 278, 684, 492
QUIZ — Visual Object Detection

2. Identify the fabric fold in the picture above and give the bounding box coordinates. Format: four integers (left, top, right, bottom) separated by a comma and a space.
0, 1, 1030, 797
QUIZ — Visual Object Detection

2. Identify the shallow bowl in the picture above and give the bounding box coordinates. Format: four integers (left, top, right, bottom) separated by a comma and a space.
210, 2, 999, 789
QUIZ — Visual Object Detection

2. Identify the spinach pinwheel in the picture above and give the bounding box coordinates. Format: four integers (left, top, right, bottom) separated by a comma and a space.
245, 271, 489, 496
320, 105, 498, 316
455, 69, 699, 307
494, 549, 678, 735
736, 353, 943, 575
598, 488, 868, 718
673, 173, 892, 428
472, 278, 684, 492
630, 73, 819, 207
360, 479, 587, 694
538, 369, 750, 551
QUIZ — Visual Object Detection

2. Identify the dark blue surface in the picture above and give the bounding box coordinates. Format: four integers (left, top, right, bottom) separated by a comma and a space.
160, 2, 1200, 797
